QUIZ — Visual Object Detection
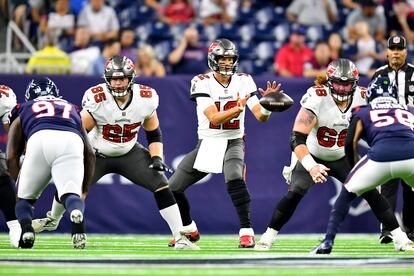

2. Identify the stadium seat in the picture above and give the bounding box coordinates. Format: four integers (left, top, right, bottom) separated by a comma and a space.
238, 24, 255, 42
148, 22, 172, 41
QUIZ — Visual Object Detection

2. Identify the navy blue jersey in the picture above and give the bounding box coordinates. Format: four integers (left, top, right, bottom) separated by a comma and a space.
351, 102, 414, 161
10, 97, 83, 141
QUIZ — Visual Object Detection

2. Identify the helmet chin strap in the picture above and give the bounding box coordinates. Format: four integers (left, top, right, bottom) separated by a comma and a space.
110, 87, 129, 97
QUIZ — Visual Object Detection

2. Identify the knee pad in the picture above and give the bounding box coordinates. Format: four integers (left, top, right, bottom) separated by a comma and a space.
226, 179, 251, 207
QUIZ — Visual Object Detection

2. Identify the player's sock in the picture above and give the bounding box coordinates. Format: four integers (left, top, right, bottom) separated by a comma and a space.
269, 191, 303, 231
325, 186, 356, 240
50, 193, 65, 220
172, 191, 192, 226
0, 175, 17, 221
15, 199, 34, 229
226, 180, 251, 228
362, 189, 399, 231
61, 193, 85, 215
155, 188, 183, 240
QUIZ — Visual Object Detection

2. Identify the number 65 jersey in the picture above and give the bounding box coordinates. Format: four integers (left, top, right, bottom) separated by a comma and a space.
82, 83, 158, 157
300, 84, 367, 161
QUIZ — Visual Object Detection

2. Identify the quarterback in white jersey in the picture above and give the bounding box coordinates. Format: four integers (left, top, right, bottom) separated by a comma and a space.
32, 56, 199, 250
0, 85, 21, 248
169, 38, 282, 249
191, 71, 260, 140
256, 59, 398, 253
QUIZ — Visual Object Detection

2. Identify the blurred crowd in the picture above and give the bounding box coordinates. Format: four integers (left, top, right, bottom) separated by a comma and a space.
1, 0, 414, 77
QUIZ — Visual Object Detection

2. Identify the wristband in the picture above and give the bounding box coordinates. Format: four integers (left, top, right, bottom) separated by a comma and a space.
260, 106, 271, 116
301, 154, 317, 172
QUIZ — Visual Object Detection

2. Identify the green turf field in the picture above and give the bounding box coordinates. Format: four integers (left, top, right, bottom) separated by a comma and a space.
0, 233, 414, 276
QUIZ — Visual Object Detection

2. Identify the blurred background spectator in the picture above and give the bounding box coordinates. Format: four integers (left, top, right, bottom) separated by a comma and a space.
76, 0, 119, 47
39, 0, 75, 53
120, 28, 137, 63
303, 40, 332, 78
90, 38, 120, 75
135, 44, 166, 77
286, 0, 338, 26
346, 0, 386, 43
159, 0, 195, 26
274, 26, 313, 77
25, 30, 71, 74
199, 0, 238, 26
168, 26, 208, 74
328, 32, 344, 60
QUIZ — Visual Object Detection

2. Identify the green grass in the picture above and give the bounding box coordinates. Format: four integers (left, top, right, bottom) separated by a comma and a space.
0, 234, 414, 276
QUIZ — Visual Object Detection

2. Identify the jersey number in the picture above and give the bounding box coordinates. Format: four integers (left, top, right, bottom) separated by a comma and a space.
91, 85, 107, 103
31, 101, 72, 119
0, 85, 11, 97
209, 101, 240, 130
102, 123, 141, 143
370, 109, 414, 130
316, 127, 347, 148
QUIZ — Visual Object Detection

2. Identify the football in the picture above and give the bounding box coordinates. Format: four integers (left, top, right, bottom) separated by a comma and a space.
259, 92, 294, 112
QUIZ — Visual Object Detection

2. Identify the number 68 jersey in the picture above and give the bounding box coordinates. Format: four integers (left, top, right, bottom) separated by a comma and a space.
82, 83, 158, 157
300, 84, 367, 161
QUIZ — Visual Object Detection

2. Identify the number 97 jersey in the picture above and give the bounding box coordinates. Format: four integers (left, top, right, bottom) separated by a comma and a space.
300, 84, 367, 161
82, 83, 159, 157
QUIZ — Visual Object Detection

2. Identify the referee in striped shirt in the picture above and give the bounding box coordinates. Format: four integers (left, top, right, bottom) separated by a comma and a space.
372, 35, 414, 243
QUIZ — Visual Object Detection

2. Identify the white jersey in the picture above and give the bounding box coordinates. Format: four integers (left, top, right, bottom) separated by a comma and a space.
0, 85, 17, 125
82, 83, 158, 157
190, 72, 259, 139
300, 84, 367, 161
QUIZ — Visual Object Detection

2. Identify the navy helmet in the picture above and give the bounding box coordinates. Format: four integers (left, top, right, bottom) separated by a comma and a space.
366, 77, 398, 103
25, 77, 60, 101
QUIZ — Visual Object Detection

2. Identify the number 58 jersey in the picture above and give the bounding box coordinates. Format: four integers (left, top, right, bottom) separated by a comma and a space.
82, 83, 158, 157
300, 85, 367, 161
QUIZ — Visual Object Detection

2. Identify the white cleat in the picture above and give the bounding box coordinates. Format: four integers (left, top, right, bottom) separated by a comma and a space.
394, 240, 414, 252
174, 235, 200, 250
32, 211, 60, 233
254, 233, 275, 251
6, 220, 21, 248
72, 233, 87, 249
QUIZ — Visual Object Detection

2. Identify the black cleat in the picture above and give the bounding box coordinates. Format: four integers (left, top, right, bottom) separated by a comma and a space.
406, 230, 414, 242
310, 239, 333, 254
379, 230, 393, 244
19, 226, 35, 249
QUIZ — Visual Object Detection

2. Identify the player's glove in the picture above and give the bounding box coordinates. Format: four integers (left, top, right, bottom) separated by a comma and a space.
149, 156, 173, 173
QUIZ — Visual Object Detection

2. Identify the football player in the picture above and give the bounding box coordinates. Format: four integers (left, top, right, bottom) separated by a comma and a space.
0, 84, 21, 248
254, 59, 406, 252
8, 77, 95, 249
168, 38, 280, 248
32, 56, 199, 250
313, 77, 414, 253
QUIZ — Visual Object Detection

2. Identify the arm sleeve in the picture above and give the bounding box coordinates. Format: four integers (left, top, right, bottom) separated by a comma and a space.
190, 76, 211, 101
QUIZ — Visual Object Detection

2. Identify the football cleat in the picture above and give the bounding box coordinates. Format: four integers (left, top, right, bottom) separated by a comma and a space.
310, 239, 334, 254
239, 228, 255, 248
174, 235, 200, 250
394, 240, 414, 251
72, 233, 87, 249
254, 231, 276, 251
379, 230, 393, 244
19, 226, 35, 249
239, 235, 255, 248
32, 211, 60, 233
168, 230, 200, 247
6, 220, 22, 248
